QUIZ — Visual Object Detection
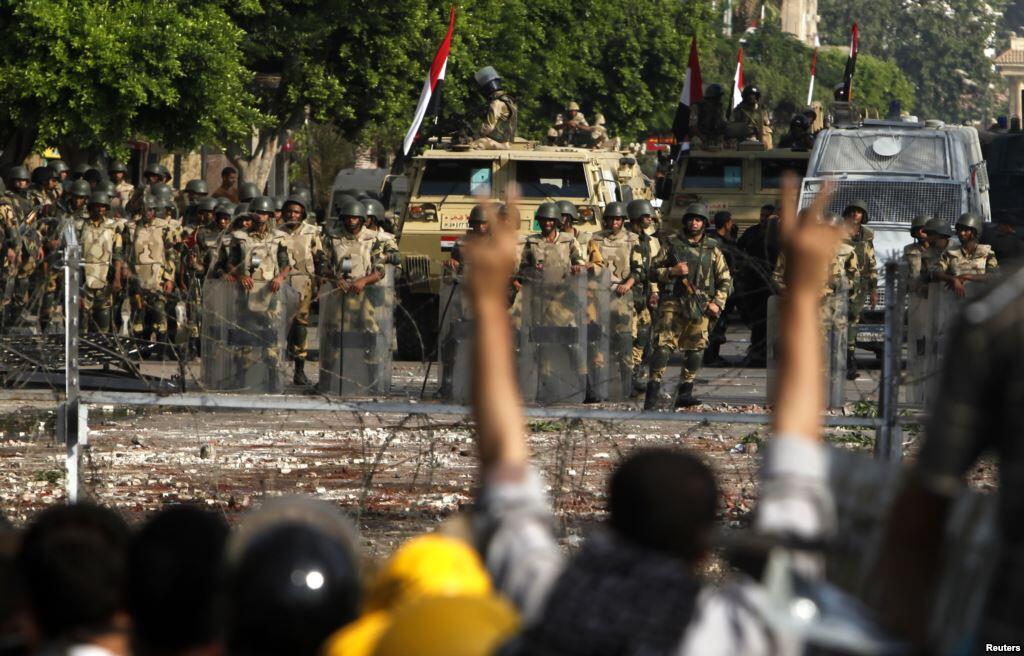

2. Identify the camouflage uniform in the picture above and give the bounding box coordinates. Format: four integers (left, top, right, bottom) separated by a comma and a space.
774, 240, 860, 332
472, 91, 518, 150
518, 231, 587, 378
627, 224, 661, 377
226, 225, 291, 376
321, 227, 389, 366
588, 227, 641, 390
847, 225, 877, 357
127, 213, 176, 341
280, 221, 325, 363
77, 215, 124, 333
729, 101, 772, 147
1, 197, 44, 329
932, 243, 999, 279
902, 242, 930, 297
648, 232, 732, 393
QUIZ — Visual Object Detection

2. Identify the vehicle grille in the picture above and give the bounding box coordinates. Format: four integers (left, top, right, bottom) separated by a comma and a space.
404, 255, 431, 283
801, 180, 961, 226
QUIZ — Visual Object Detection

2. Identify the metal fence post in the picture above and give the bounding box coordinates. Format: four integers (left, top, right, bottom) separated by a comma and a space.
63, 226, 84, 501
875, 262, 904, 461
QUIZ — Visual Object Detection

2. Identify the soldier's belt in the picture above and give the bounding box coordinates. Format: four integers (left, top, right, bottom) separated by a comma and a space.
227, 327, 278, 347
530, 325, 580, 343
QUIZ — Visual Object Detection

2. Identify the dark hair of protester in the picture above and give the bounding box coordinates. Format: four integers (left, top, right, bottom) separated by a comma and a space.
225, 498, 361, 656
221, 167, 237, 177
127, 505, 229, 655
608, 449, 718, 562
16, 504, 130, 642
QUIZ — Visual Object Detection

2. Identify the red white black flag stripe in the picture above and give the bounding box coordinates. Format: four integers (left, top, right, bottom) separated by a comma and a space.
403, 6, 456, 156
672, 36, 703, 144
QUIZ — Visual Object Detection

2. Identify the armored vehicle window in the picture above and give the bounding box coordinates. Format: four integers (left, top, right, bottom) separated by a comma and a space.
816, 133, 949, 177
515, 161, 589, 198
419, 160, 493, 196
682, 158, 743, 189
761, 159, 809, 189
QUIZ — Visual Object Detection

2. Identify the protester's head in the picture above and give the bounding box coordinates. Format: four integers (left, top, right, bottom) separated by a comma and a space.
608, 449, 718, 564
225, 497, 361, 656
16, 504, 130, 644
127, 505, 229, 656
713, 211, 733, 234
221, 167, 238, 189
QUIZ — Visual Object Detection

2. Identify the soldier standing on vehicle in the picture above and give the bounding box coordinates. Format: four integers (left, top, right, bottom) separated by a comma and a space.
843, 200, 877, 380
626, 199, 661, 393
931, 212, 998, 299
690, 83, 727, 150
644, 203, 731, 409
556, 200, 593, 250
827, 84, 862, 128
276, 195, 324, 386
77, 192, 124, 333
903, 214, 932, 296
127, 195, 176, 350
728, 85, 772, 147
588, 202, 641, 390
554, 101, 590, 147
471, 67, 518, 150
704, 211, 740, 366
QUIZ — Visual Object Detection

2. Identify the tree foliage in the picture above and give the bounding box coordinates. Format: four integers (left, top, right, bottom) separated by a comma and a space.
0, 0, 257, 167
819, 0, 1005, 121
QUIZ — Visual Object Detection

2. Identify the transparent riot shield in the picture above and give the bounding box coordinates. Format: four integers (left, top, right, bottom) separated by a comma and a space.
767, 285, 849, 410
438, 273, 473, 403
318, 266, 395, 396
904, 268, 930, 406
585, 268, 634, 401
200, 279, 293, 393
518, 269, 588, 404
922, 280, 985, 407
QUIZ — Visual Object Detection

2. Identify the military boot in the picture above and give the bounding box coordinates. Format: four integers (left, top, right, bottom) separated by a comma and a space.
643, 381, 661, 411
293, 359, 312, 387
704, 343, 726, 367
846, 350, 858, 380
674, 382, 701, 408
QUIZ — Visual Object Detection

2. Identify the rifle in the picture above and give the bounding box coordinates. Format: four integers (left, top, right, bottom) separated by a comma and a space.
664, 238, 713, 317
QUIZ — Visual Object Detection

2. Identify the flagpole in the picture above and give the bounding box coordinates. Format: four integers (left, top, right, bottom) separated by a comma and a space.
806, 43, 818, 106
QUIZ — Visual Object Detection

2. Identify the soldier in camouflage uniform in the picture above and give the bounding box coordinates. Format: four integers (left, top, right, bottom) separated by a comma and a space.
276, 195, 324, 386
587, 202, 642, 396
644, 203, 732, 409
518, 202, 590, 387
5, 167, 33, 219
690, 83, 727, 150
903, 213, 932, 297
471, 66, 518, 150
931, 212, 998, 298
728, 85, 772, 147
320, 199, 392, 381
843, 200, 877, 380
107, 161, 135, 214
126, 195, 177, 348
76, 192, 125, 333
29, 167, 60, 213
447, 205, 490, 273
364, 199, 401, 260
556, 200, 593, 251
225, 207, 291, 388
921, 217, 952, 276
626, 198, 662, 392
125, 163, 164, 217
1, 183, 44, 330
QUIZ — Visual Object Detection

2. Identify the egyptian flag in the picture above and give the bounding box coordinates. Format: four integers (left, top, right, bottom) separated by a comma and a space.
672, 37, 703, 144
402, 6, 456, 156
731, 48, 745, 110
806, 36, 819, 105
842, 23, 859, 100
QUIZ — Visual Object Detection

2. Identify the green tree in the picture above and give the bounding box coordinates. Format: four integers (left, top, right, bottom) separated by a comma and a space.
820, 0, 1005, 121
0, 0, 257, 168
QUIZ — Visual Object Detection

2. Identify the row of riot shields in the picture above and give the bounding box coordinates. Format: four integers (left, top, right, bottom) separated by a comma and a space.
766, 279, 850, 410
201, 268, 394, 395
904, 278, 985, 408
438, 268, 634, 405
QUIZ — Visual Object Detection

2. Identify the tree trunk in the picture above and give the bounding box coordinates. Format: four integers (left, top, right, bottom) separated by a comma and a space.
227, 125, 289, 195
0, 126, 39, 171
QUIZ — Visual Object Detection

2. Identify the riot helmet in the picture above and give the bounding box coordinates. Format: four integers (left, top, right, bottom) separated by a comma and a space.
185, 179, 209, 196
69, 179, 92, 198
151, 183, 174, 203
602, 201, 628, 223
363, 198, 387, 223
143, 162, 162, 180
96, 180, 116, 195
195, 196, 219, 213
741, 85, 761, 102
923, 217, 953, 238
556, 200, 580, 224
31, 166, 55, 186
911, 213, 932, 232
6, 166, 29, 183
468, 204, 487, 224
48, 160, 70, 178
72, 163, 92, 179
790, 113, 810, 131
107, 160, 128, 175
250, 196, 277, 215
682, 203, 710, 237
955, 212, 984, 237
535, 202, 561, 223
842, 200, 870, 223
626, 199, 654, 222
474, 66, 503, 97
88, 191, 111, 208
834, 83, 849, 101
238, 182, 261, 203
